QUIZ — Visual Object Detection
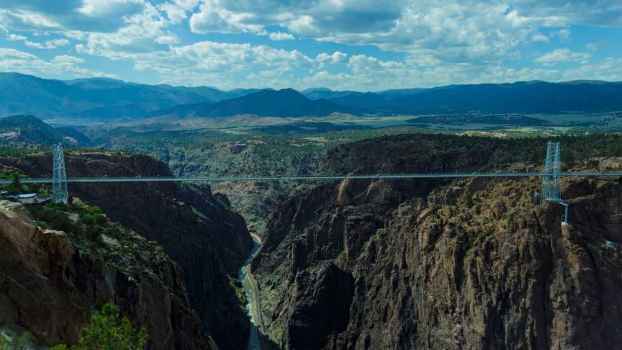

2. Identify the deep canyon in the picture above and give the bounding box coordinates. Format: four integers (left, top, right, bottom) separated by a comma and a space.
2, 134, 622, 349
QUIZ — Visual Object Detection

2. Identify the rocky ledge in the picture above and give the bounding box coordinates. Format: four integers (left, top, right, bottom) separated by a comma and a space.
251, 135, 622, 349
0, 200, 215, 349
1, 152, 254, 350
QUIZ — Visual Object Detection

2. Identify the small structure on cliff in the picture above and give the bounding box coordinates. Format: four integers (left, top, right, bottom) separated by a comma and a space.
14, 193, 38, 204
1, 192, 49, 205
0, 177, 48, 204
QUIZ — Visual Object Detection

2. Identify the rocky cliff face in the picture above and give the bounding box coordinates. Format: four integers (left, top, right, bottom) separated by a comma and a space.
1, 152, 254, 350
0, 200, 214, 349
251, 135, 622, 349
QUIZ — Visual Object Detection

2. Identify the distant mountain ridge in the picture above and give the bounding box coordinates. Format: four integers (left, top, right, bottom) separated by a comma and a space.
1, 72, 621, 119
309, 81, 622, 115
386, 81, 622, 114
153, 88, 357, 118
0, 73, 256, 119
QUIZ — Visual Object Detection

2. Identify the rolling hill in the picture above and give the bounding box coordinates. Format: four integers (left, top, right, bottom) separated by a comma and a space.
0, 115, 90, 146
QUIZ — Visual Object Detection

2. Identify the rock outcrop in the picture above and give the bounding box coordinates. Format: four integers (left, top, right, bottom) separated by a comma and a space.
0, 200, 214, 349
251, 135, 622, 349
1, 152, 254, 350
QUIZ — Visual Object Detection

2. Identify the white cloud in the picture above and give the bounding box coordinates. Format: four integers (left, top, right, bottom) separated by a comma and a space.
531, 33, 550, 43
4, 31, 70, 49
0, 0, 149, 33
159, 0, 200, 24
0, 48, 36, 60
114, 41, 316, 88
287, 15, 318, 35
535, 49, 591, 65
77, 0, 145, 17
302, 53, 620, 90
512, 0, 622, 27
76, 3, 177, 57
557, 57, 622, 81
189, 0, 264, 34
52, 54, 85, 65
269, 32, 294, 41
0, 48, 114, 79
181, 0, 620, 64
24, 38, 70, 49
63, 31, 87, 40
312, 2, 559, 62
0, 0, 621, 90
105, 40, 577, 90
155, 35, 179, 45
10, 9, 61, 28
7, 33, 27, 41
316, 51, 347, 64
0, 9, 60, 31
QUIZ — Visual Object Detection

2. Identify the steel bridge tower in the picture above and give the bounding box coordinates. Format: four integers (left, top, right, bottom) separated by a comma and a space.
52, 143, 68, 204
542, 141, 561, 202
541, 141, 569, 224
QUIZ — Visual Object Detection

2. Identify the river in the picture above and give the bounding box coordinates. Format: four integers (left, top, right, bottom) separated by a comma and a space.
239, 233, 264, 350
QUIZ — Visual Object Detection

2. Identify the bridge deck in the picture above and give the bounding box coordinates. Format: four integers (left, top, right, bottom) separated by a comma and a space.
1, 171, 622, 185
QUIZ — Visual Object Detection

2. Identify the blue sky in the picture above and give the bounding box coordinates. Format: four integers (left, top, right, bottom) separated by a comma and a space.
0, 0, 621, 91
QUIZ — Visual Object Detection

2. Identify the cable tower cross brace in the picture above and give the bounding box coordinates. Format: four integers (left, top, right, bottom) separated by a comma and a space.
541, 141, 569, 224
52, 143, 68, 204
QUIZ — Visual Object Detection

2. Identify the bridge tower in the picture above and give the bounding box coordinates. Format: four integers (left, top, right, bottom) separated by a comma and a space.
542, 141, 561, 202
52, 143, 68, 204
541, 141, 569, 224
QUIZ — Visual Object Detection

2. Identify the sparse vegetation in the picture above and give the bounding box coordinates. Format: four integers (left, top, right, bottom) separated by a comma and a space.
51, 303, 146, 350
0, 330, 36, 350
31, 201, 105, 231
0, 171, 28, 193
0, 146, 41, 157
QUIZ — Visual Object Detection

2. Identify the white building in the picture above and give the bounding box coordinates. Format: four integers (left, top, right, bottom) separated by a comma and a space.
15, 193, 38, 204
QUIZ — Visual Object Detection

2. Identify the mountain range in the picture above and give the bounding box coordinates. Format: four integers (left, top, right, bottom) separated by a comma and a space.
1, 72, 621, 119
152, 88, 358, 118
0, 72, 256, 119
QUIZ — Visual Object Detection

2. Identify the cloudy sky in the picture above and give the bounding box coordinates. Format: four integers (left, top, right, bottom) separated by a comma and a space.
0, 0, 621, 90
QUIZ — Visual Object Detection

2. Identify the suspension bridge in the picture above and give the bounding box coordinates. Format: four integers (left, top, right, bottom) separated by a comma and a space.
0, 141, 615, 224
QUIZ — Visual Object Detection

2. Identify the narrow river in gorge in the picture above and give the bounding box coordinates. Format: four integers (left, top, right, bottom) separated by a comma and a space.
239, 233, 264, 350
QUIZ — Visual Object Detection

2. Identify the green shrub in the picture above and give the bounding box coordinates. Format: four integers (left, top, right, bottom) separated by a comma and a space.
0, 331, 35, 350
37, 186, 51, 197
95, 214, 107, 226
50, 345, 69, 350
51, 303, 146, 350
80, 213, 107, 227
0, 171, 30, 193
81, 213, 97, 226
34, 206, 76, 233
14, 332, 35, 350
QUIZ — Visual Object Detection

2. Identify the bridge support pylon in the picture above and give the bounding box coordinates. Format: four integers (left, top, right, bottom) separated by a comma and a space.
541, 141, 569, 224
52, 143, 68, 204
